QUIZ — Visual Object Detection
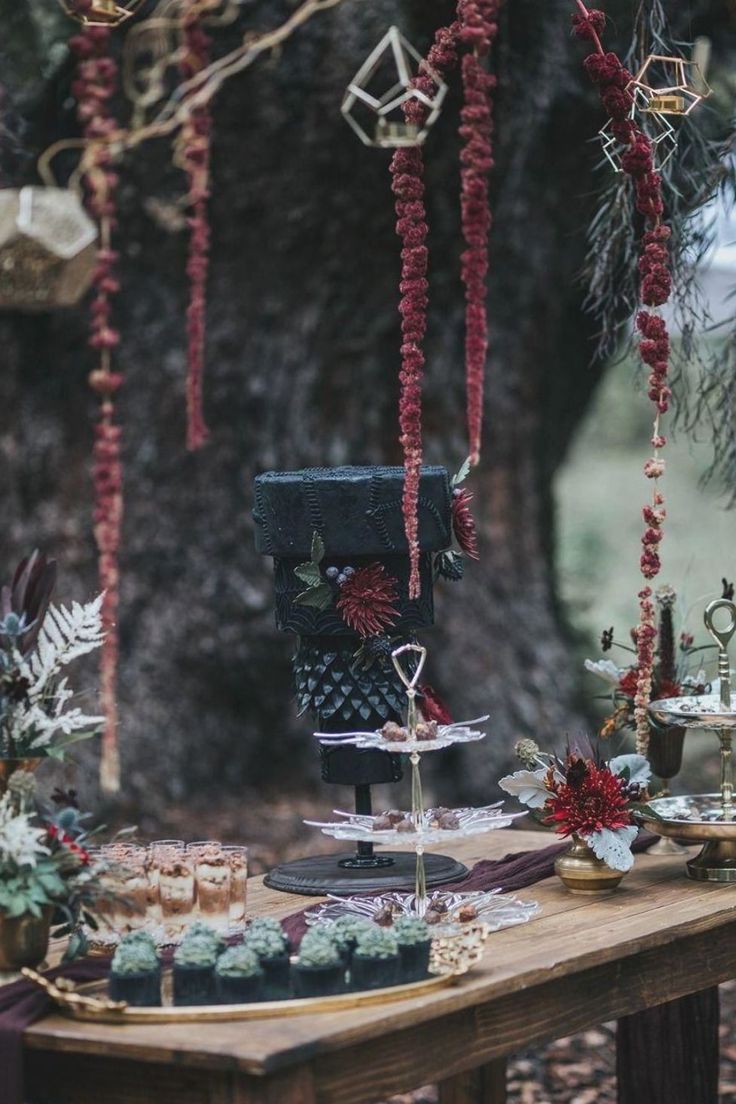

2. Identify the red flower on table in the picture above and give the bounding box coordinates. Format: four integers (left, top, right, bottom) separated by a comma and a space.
545, 761, 632, 838
336, 564, 400, 639
452, 488, 480, 560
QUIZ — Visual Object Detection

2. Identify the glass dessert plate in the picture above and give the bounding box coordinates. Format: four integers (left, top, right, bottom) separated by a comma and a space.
304, 802, 525, 846
314, 716, 489, 754
649, 694, 736, 729
305, 888, 540, 934
635, 794, 736, 841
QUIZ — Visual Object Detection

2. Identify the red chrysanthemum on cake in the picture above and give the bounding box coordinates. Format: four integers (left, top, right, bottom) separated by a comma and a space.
451, 488, 479, 560
336, 564, 400, 639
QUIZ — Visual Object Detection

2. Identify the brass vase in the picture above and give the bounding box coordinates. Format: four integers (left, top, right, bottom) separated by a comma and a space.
0, 908, 52, 971
554, 834, 628, 894
0, 758, 43, 796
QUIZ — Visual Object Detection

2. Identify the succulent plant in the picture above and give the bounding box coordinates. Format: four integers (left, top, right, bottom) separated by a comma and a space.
298, 932, 341, 968
215, 945, 263, 979
354, 927, 399, 960
184, 920, 226, 953
332, 915, 374, 941
243, 928, 288, 960
311, 922, 351, 956
392, 916, 431, 946
119, 931, 158, 952
174, 935, 218, 968
111, 939, 160, 976
247, 917, 285, 941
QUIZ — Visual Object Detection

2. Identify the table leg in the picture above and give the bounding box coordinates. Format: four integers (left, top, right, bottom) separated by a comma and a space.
438, 1059, 507, 1104
616, 988, 719, 1104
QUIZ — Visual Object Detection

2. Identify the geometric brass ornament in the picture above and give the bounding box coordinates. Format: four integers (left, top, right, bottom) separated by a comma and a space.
598, 87, 678, 175
626, 54, 712, 117
341, 26, 448, 149
58, 0, 144, 26
0, 187, 98, 311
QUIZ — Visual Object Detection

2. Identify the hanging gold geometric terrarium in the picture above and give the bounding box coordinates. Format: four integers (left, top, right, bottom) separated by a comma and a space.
627, 54, 711, 116
59, 0, 144, 26
341, 26, 448, 149
0, 187, 98, 310
599, 87, 678, 174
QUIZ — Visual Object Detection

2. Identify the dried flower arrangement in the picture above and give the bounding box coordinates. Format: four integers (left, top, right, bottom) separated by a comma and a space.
0, 552, 104, 762
584, 582, 729, 739
500, 739, 655, 871
0, 772, 118, 959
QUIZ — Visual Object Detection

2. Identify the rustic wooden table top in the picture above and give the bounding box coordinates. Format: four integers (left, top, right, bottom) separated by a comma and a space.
22, 830, 736, 1104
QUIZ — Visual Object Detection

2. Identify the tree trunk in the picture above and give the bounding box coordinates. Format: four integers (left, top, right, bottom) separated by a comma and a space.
0, 0, 659, 806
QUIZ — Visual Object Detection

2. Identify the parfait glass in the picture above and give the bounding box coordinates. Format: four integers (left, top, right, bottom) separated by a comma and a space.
155, 843, 195, 941
100, 843, 149, 935
222, 845, 249, 932
188, 842, 231, 932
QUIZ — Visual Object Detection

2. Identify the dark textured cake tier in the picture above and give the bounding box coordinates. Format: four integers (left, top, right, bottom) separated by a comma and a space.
253, 466, 452, 559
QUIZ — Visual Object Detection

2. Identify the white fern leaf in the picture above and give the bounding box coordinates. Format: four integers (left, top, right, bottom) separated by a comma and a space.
27, 594, 104, 692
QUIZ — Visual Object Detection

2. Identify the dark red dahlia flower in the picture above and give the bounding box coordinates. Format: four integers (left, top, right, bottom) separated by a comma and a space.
452, 488, 480, 560
336, 563, 400, 639
545, 761, 632, 837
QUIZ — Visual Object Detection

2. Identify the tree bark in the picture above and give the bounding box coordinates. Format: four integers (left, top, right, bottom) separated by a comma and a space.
0, 0, 694, 805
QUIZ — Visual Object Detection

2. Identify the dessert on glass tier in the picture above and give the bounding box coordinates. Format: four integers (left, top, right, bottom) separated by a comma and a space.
307, 643, 539, 933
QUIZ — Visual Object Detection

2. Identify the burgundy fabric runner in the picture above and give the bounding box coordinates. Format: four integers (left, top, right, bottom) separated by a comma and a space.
0, 834, 655, 1104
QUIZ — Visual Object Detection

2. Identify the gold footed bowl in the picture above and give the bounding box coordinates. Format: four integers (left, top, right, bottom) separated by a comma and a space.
0, 908, 52, 971
554, 834, 627, 895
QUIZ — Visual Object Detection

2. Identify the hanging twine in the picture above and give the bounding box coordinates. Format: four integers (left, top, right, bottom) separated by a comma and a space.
573, 3, 673, 756
70, 25, 124, 794
178, 2, 213, 451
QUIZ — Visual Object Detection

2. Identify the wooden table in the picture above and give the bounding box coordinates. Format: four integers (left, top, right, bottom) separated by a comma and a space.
22, 830, 736, 1104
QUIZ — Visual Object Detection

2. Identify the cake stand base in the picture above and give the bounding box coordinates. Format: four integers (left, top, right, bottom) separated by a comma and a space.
687, 839, 736, 882
264, 851, 469, 896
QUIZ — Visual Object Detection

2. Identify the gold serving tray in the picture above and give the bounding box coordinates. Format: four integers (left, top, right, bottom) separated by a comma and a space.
23, 965, 459, 1023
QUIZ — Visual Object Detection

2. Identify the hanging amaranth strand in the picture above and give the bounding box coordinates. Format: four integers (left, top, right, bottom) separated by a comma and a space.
69, 23, 124, 793
177, 0, 213, 451
458, 0, 501, 468
389, 4, 500, 597
387, 25, 458, 599
572, 3, 674, 757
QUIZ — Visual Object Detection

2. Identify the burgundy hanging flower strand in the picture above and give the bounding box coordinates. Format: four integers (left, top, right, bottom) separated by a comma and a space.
390, 26, 460, 599
69, 20, 124, 793
178, 2, 213, 451
457, 0, 502, 467
572, 2, 674, 755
